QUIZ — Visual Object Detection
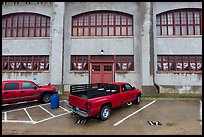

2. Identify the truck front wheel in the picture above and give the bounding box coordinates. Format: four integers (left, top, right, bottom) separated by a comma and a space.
41, 93, 51, 103
134, 94, 141, 104
100, 105, 111, 121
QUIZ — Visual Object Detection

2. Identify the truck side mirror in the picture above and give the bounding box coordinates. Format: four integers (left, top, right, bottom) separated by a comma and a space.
132, 87, 136, 90
33, 86, 37, 89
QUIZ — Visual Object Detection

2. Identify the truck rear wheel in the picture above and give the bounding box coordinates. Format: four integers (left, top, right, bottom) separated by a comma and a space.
100, 105, 111, 121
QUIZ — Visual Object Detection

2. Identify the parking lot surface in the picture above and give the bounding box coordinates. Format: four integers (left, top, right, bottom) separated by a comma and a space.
2, 96, 202, 135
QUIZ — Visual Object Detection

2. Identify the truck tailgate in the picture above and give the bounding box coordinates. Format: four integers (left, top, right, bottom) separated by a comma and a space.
69, 94, 87, 111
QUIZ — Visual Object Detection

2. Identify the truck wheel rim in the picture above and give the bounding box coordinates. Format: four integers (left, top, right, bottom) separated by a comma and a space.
103, 108, 109, 118
138, 96, 140, 103
44, 95, 50, 102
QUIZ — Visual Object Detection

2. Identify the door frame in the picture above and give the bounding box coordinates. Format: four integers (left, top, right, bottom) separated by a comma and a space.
88, 55, 116, 84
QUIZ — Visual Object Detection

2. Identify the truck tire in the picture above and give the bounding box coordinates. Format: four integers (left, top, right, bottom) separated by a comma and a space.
134, 94, 141, 104
41, 93, 51, 103
100, 105, 111, 121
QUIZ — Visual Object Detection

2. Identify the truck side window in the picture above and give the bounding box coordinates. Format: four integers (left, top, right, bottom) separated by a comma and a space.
122, 84, 133, 92
4, 83, 19, 90
22, 82, 36, 89
122, 85, 126, 92
125, 84, 133, 91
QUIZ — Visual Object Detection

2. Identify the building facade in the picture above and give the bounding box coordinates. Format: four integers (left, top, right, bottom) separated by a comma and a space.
2, 2, 202, 94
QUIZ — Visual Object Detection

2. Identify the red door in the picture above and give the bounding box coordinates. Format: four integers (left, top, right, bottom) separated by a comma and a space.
18, 82, 40, 102
91, 63, 114, 83
2, 83, 20, 104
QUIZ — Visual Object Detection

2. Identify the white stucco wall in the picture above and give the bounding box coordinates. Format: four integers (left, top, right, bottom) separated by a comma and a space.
156, 37, 202, 54
156, 73, 202, 86
2, 39, 51, 55
153, 2, 202, 93
153, 2, 202, 14
71, 38, 134, 55
2, 2, 52, 84
2, 2, 52, 17
2, 72, 50, 86
63, 2, 143, 90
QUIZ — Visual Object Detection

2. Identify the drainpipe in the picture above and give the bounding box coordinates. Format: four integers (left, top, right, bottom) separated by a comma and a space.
61, 3, 65, 92
150, 2, 160, 93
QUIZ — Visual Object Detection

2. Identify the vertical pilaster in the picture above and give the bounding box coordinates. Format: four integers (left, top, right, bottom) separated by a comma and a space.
50, 2, 65, 86
141, 2, 154, 86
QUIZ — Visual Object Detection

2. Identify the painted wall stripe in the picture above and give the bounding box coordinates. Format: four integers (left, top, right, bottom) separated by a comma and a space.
114, 100, 156, 126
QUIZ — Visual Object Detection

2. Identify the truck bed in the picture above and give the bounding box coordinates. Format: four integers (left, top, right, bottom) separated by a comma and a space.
70, 83, 120, 99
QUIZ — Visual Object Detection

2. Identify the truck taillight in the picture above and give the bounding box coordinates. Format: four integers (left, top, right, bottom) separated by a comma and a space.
86, 102, 91, 111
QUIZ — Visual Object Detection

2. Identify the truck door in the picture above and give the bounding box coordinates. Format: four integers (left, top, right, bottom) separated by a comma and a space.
2, 82, 20, 104
18, 82, 39, 102
121, 84, 134, 104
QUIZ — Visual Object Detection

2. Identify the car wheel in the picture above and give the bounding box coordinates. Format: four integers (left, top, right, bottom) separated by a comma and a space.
41, 93, 51, 103
134, 94, 141, 104
100, 105, 111, 121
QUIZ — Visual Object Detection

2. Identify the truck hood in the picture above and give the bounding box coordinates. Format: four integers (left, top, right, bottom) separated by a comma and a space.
40, 85, 57, 92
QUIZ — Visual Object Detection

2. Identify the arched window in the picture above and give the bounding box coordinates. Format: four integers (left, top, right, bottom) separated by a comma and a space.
72, 11, 133, 36
2, 13, 51, 38
156, 8, 202, 36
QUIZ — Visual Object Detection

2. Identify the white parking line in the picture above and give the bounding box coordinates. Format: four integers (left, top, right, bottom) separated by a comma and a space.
4, 112, 7, 121
2, 100, 69, 124
2, 100, 67, 113
113, 100, 156, 126
2, 100, 38, 107
59, 106, 71, 112
2, 120, 34, 123
33, 112, 70, 124
39, 105, 55, 117
200, 100, 202, 126
24, 108, 34, 123
63, 100, 68, 103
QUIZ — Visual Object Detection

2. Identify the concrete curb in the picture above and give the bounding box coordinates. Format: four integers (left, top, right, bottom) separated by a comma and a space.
142, 98, 201, 101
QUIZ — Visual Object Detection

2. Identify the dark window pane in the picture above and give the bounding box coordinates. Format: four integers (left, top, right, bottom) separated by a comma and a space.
116, 55, 134, 71
22, 82, 36, 89
4, 83, 19, 90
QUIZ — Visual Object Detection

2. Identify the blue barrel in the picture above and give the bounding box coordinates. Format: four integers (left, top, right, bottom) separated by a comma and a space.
50, 94, 59, 109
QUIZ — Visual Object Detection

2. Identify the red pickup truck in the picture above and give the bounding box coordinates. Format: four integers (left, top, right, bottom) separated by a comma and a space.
67, 82, 142, 121
2, 80, 57, 105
